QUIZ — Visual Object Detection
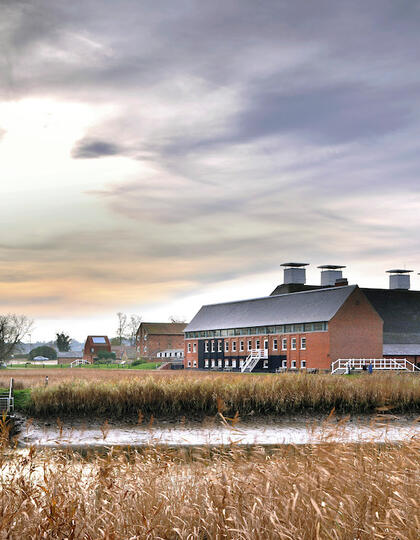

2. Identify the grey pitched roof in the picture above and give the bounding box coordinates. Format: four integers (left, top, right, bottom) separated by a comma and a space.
185, 285, 357, 332
362, 288, 420, 342
383, 343, 420, 356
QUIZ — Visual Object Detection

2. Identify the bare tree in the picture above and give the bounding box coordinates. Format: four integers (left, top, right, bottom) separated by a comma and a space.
0, 314, 33, 363
128, 315, 142, 346
116, 312, 128, 345
169, 315, 187, 324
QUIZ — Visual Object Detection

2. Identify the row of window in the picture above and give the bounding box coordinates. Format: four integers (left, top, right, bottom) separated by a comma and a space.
185, 322, 327, 339
187, 337, 306, 354
186, 359, 307, 369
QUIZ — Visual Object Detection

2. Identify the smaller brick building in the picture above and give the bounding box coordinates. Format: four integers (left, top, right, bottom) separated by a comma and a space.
83, 335, 111, 362
136, 322, 187, 360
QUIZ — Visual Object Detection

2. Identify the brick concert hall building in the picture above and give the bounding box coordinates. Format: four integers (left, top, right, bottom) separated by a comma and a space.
136, 322, 187, 360
83, 335, 111, 362
184, 263, 420, 372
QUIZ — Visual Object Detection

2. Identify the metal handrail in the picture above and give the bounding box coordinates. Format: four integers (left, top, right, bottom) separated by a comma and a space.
331, 358, 420, 374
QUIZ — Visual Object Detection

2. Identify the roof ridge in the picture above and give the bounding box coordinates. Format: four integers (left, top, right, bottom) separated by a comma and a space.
199, 284, 357, 309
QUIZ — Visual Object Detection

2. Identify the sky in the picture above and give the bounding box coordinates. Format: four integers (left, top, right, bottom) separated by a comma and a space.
1, 0, 420, 342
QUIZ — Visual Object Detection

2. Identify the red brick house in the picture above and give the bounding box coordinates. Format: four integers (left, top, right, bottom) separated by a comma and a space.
136, 322, 187, 360
184, 285, 383, 372
83, 336, 111, 362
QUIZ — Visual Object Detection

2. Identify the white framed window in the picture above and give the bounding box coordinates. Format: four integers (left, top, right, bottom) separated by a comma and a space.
247, 340, 252, 351
291, 338, 297, 350
218, 341, 222, 352
225, 359, 229, 367
211, 359, 215, 368
232, 341, 237, 352
300, 337, 306, 350
240, 340, 244, 352
301, 360, 306, 368
273, 339, 278, 351
264, 339, 268, 350
205, 359, 209, 368
282, 338, 287, 351
263, 359, 269, 369
188, 343, 192, 353
193, 360, 197, 367
193, 343, 197, 353
240, 359, 244, 368
256, 339, 260, 349
232, 359, 237, 368
211, 341, 215, 352
225, 341, 229, 352
291, 360, 296, 369
188, 360, 191, 367
282, 359, 287, 368
218, 359, 222, 368
205, 341, 209, 352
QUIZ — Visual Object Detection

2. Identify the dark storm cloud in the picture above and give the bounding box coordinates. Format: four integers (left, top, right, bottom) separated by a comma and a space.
71, 137, 122, 158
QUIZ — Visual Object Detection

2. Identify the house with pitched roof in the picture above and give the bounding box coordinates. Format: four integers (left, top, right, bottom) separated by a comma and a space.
83, 335, 111, 362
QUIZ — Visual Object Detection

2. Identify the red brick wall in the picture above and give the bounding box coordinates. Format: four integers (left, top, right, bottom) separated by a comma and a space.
138, 333, 184, 359
184, 332, 330, 370
329, 288, 383, 364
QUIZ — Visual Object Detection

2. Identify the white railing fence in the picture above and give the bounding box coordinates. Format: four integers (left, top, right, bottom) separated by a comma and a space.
70, 359, 91, 368
331, 357, 420, 374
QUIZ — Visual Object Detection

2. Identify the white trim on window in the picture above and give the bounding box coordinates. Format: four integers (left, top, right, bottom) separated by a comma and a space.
218, 341, 222, 352
300, 337, 306, 350
282, 359, 287, 368
218, 359, 222, 368
282, 338, 287, 351
291, 360, 296, 369
263, 359, 268, 369
188, 360, 191, 367
205, 341, 209, 352
225, 359, 229, 367
240, 340, 244, 352
193, 360, 197, 367
188, 343, 192, 353
291, 338, 297, 350
273, 339, 278, 351
211, 341, 215, 352
301, 360, 306, 368
232, 359, 237, 368
193, 343, 197, 353
205, 359, 209, 368
211, 359, 215, 368
225, 341, 229, 352
247, 340, 252, 351
232, 341, 237, 352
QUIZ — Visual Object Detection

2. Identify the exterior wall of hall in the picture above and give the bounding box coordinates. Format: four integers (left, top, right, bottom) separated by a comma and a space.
184, 331, 330, 371
329, 288, 383, 364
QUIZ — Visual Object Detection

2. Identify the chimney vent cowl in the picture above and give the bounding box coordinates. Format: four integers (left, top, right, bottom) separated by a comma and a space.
387, 269, 413, 290
280, 262, 308, 285
318, 265, 346, 287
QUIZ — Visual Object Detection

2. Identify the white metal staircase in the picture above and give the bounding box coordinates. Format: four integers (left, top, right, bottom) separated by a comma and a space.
70, 359, 91, 368
331, 358, 420, 374
241, 349, 268, 373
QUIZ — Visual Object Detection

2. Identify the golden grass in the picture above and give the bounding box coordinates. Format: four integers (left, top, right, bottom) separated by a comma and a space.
0, 437, 419, 538
27, 372, 420, 418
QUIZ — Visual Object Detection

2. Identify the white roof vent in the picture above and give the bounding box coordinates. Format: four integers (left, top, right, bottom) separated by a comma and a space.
386, 269, 412, 290
280, 262, 309, 285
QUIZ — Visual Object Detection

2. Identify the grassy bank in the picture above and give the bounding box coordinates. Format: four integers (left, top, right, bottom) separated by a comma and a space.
25, 372, 420, 418
1, 439, 418, 538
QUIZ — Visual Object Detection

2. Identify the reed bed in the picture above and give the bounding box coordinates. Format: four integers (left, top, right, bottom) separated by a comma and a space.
0, 437, 418, 539
28, 372, 420, 418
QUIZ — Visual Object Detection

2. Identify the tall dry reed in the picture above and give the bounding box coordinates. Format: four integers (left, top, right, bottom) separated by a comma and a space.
28, 372, 420, 418
0, 439, 418, 538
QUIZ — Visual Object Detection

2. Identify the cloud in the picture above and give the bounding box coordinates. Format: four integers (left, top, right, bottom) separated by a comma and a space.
71, 137, 122, 158
2, 0, 420, 334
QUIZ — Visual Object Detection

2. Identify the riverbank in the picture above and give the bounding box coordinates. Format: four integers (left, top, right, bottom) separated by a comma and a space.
11, 372, 420, 420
